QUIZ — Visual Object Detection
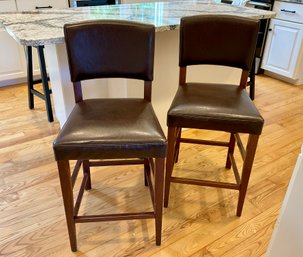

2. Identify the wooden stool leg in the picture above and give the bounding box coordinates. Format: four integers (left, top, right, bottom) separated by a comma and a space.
37, 46, 54, 122
144, 158, 149, 187
164, 126, 178, 208
237, 134, 259, 216
57, 160, 77, 251
154, 157, 165, 246
26, 46, 34, 109
83, 160, 91, 190
174, 127, 182, 163
225, 133, 236, 169
249, 58, 256, 100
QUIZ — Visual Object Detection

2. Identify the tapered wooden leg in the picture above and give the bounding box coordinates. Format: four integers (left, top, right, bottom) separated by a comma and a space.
57, 160, 77, 252
83, 160, 91, 190
237, 134, 259, 216
144, 159, 149, 187
225, 133, 236, 169
174, 127, 182, 163
249, 57, 256, 100
154, 158, 165, 246
164, 127, 178, 208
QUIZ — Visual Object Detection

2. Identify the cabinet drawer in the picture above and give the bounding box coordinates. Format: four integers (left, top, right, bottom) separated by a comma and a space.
0, 0, 17, 12
16, 0, 68, 11
273, 1, 303, 23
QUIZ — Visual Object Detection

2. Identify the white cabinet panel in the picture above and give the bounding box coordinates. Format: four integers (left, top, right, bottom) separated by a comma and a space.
262, 19, 303, 80
0, 28, 26, 84
262, 1, 303, 84
0, 0, 17, 11
0, 0, 27, 86
267, 24, 299, 71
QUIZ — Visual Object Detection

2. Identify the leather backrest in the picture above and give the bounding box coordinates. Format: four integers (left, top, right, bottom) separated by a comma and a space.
64, 20, 155, 82
179, 15, 260, 71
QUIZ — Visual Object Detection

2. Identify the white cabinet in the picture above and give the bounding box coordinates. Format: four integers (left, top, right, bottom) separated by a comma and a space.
0, 0, 28, 86
261, 1, 303, 84
262, 19, 303, 79
0, 0, 68, 86
0, 28, 27, 85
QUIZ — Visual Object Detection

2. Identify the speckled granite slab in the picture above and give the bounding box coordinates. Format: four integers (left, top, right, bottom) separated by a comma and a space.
0, 0, 275, 46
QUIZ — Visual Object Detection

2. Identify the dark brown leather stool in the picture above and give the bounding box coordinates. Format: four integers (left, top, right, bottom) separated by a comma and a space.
164, 15, 264, 217
53, 20, 167, 251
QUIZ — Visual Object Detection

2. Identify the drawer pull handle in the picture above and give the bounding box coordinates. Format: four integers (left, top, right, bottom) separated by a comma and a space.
35, 5, 53, 9
280, 9, 296, 14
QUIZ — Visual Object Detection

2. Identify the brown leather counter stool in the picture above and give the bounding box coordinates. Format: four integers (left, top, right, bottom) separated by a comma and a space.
53, 20, 167, 251
164, 15, 264, 217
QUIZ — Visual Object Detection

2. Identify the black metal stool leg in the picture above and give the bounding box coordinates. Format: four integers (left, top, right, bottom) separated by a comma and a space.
37, 46, 54, 122
26, 46, 34, 109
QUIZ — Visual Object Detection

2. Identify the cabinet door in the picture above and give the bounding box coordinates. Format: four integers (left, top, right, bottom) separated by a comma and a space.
261, 19, 303, 79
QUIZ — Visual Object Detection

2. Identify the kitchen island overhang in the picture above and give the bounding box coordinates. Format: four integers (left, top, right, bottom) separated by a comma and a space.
0, 0, 275, 129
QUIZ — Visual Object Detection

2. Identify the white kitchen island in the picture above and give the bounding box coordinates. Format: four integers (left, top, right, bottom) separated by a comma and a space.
0, 1, 275, 129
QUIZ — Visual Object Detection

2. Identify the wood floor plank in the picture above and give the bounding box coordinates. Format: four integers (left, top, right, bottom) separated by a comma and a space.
188, 203, 280, 257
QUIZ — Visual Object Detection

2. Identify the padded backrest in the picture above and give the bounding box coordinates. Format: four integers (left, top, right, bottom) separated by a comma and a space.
64, 20, 155, 82
179, 15, 260, 71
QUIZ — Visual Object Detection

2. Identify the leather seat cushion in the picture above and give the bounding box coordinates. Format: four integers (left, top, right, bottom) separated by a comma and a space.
53, 99, 167, 160
167, 83, 264, 135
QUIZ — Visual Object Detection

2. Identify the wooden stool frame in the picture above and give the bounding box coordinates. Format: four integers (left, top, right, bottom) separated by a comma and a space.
57, 157, 165, 251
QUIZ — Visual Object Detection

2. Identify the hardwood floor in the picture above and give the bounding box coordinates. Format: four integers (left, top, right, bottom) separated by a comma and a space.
0, 75, 303, 257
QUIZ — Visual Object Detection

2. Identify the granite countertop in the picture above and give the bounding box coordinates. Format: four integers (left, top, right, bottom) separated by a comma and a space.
277, 0, 303, 4
0, 0, 275, 46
